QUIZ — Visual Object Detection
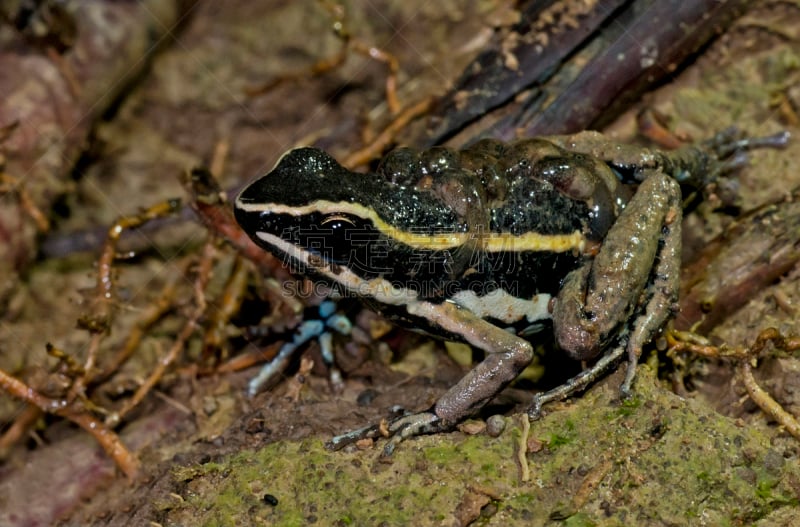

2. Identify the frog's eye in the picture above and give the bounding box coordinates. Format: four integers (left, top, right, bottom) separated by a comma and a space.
314, 214, 361, 263
320, 214, 356, 229
319, 215, 357, 245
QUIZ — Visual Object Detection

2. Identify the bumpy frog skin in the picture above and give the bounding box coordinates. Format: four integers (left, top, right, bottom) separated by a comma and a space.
234, 129, 784, 454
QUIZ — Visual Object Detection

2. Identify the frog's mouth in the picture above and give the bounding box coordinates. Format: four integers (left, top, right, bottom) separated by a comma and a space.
253, 227, 421, 307
236, 201, 468, 296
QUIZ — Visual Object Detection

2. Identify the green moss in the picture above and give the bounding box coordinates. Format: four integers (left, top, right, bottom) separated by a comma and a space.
423, 442, 465, 464
613, 395, 642, 417
161, 368, 800, 526
564, 512, 597, 527
546, 419, 577, 449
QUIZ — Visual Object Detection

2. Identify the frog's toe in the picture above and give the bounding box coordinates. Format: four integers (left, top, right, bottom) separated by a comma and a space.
325, 419, 389, 451
704, 128, 790, 169
326, 410, 449, 455
710, 128, 790, 158
382, 411, 445, 456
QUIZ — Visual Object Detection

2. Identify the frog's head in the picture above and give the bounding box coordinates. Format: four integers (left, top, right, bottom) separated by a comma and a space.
234, 147, 467, 298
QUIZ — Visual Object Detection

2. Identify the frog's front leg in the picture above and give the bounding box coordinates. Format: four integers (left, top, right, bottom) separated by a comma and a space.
547, 169, 682, 405
327, 300, 533, 455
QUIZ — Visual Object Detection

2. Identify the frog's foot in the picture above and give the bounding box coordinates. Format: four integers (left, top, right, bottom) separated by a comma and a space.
248, 301, 351, 396
326, 410, 450, 456
702, 129, 791, 184
527, 343, 627, 420
704, 127, 790, 160
668, 128, 790, 189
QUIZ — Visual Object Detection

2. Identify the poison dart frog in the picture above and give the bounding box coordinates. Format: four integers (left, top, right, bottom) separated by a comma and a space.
234, 129, 787, 454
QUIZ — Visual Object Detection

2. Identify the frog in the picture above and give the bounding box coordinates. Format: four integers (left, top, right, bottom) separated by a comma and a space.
234, 128, 787, 454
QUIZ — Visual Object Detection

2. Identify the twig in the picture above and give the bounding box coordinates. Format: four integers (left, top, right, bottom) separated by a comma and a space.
349, 38, 400, 115
0, 173, 51, 232
246, 0, 400, 115
517, 414, 530, 483
202, 255, 249, 359
96, 278, 178, 383
669, 327, 800, 442
0, 405, 42, 456
571, 458, 613, 510
209, 138, 230, 180
214, 341, 283, 374
72, 199, 181, 400
341, 96, 434, 169
107, 242, 215, 426
0, 368, 139, 478
738, 361, 800, 440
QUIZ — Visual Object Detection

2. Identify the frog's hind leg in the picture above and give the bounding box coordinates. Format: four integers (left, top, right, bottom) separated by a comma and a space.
552, 170, 680, 361
526, 202, 679, 419
661, 128, 790, 189
526, 213, 679, 419
702, 128, 790, 160
327, 299, 534, 455
545, 129, 789, 188
619, 172, 682, 396
540, 169, 682, 416
526, 197, 679, 417
527, 338, 628, 419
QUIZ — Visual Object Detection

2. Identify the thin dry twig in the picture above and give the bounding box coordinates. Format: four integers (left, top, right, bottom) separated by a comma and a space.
97, 278, 178, 383
209, 137, 230, 180
571, 458, 613, 510
348, 37, 400, 115
0, 199, 182, 475
0, 173, 51, 232
72, 199, 181, 400
0, 405, 43, 456
738, 361, 800, 440
246, 0, 401, 115
202, 255, 249, 360
669, 327, 800, 441
341, 96, 434, 169
107, 241, 216, 427
215, 341, 283, 374
0, 367, 139, 478
517, 414, 530, 483
284, 356, 315, 402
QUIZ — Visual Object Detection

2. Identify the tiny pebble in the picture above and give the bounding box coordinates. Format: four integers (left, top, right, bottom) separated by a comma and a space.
458, 419, 487, 435
486, 415, 506, 437
356, 438, 374, 450
527, 436, 544, 453
356, 388, 378, 406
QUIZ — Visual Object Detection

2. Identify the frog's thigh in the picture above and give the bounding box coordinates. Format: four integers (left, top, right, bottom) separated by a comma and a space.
545, 131, 661, 169
621, 173, 682, 392
406, 300, 533, 424
554, 170, 681, 360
